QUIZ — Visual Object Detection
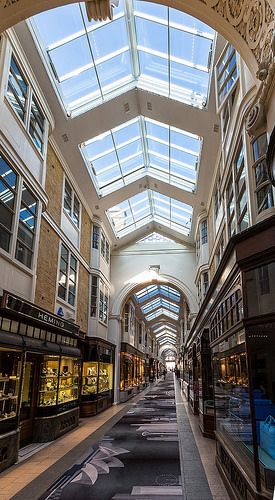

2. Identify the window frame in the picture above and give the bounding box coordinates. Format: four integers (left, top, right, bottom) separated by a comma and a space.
0, 151, 39, 271
252, 133, 274, 215
57, 242, 78, 308
215, 44, 238, 113
98, 279, 109, 325
63, 178, 81, 229
6, 54, 46, 156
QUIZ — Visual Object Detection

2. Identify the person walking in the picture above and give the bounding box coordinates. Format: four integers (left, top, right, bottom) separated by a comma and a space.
163, 368, 167, 380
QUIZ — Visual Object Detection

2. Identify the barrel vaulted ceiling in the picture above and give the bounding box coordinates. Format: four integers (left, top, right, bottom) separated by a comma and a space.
14, 0, 226, 248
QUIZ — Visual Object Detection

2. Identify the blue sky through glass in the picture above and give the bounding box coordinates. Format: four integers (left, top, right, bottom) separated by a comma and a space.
81, 116, 202, 196
30, 0, 215, 113
107, 189, 193, 238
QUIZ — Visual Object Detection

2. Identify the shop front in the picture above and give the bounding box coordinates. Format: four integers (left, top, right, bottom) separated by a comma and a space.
186, 217, 275, 499
80, 338, 115, 417
0, 292, 81, 472
120, 343, 146, 402
197, 329, 215, 438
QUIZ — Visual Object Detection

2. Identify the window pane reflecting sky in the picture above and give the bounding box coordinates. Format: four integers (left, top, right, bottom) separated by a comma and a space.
81, 116, 202, 196
107, 189, 193, 237
31, 0, 215, 113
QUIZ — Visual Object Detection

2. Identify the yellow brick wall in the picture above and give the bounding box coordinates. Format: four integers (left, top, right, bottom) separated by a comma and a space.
35, 217, 59, 313
76, 263, 89, 333
45, 144, 63, 225
80, 206, 91, 264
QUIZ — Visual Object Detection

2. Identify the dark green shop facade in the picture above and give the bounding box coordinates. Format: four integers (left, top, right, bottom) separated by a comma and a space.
184, 217, 275, 500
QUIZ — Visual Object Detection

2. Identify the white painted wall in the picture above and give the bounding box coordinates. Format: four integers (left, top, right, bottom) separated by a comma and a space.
110, 240, 198, 319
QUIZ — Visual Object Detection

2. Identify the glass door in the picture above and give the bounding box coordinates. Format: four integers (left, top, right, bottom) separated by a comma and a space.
20, 354, 40, 445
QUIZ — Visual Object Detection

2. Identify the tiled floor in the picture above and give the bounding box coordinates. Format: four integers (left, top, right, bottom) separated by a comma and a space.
0, 381, 229, 500
178, 388, 230, 500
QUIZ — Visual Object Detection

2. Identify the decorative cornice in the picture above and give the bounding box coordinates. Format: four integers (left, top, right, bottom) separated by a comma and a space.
200, 0, 274, 69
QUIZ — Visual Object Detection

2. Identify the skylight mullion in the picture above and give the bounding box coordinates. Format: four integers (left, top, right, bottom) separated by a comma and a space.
110, 130, 124, 186
80, 6, 104, 100
168, 7, 171, 98
139, 117, 149, 171
125, 0, 140, 79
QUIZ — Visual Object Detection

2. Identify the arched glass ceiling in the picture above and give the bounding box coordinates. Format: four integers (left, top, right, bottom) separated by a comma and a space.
30, 0, 215, 115
81, 117, 201, 196
107, 190, 193, 238
135, 284, 180, 304
141, 297, 179, 315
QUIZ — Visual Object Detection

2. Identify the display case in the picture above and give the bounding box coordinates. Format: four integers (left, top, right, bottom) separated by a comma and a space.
198, 330, 215, 438
0, 350, 22, 432
37, 355, 80, 416
98, 363, 112, 393
80, 339, 115, 417
38, 355, 59, 409
57, 357, 80, 408
119, 344, 146, 402
82, 362, 98, 398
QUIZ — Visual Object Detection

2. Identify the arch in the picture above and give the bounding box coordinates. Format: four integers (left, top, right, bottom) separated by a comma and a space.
111, 273, 198, 317
159, 345, 177, 356
0, 0, 274, 80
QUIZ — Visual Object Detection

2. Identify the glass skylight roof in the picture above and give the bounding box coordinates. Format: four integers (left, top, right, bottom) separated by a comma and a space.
135, 284, 180, 304
136, 232, 175, 244
82, 117, 201, 196
141, 297, 179, 315
30, 0, 215, 114
108, 190, 193, 238
146, 308, 178, 321
153, 324, 178, 334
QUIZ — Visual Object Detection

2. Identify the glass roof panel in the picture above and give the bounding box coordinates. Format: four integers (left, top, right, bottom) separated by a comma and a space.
153, 324, 177, 333
107, 189, 193, 238
82, 116, 201, 196
136, 232, 176, 244
145, 308, 178, 321
30, 0, 215, 114
141, 297, 179, 314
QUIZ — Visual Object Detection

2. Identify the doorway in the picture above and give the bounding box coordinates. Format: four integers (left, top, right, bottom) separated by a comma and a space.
19, 353, 40, 446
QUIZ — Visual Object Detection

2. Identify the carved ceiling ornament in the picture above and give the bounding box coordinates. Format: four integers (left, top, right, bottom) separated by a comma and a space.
199, 0, 274, 75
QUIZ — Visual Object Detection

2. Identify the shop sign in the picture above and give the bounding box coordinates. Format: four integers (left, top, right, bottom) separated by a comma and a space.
1, 293, 80, 336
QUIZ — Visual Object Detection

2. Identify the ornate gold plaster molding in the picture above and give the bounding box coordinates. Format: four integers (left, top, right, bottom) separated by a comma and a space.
200, 0, 274, 69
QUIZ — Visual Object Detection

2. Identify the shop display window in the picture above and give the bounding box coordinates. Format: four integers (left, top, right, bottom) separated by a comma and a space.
212, 337, 256, 481
38, 355, 59, 408
0, 350, 22, 429
247, 326, 275, 491
38, 355, 80, 412
245, 262, 275, 317
98, 363, 113, 393
58, 357, 80, 405
120, 353, 133, 391
82, 362, 98, 398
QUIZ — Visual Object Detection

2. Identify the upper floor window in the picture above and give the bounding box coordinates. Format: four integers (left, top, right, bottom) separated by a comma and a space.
100, 228, 110, 264
252, 134, 274, 214
0, 152, 38, 269
202, 272, 209, 296
226, 141, 249, 237
99, 280, 109, 325
90, 275, 98, 317
92, 225, 100, 249
216, 45, 238, 109
63, 179, 80, 228
234, 142, 248, 232
58, 243, 78, 307
201, 220, 208, 244
15, 185, 38, 268
6, 55, 45, 154
101, 232, 106, 259
7, 56, 27, 122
